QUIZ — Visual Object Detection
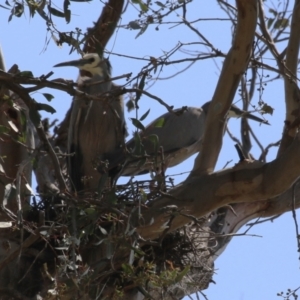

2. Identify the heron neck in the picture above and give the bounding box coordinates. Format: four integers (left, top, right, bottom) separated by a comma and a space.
78, 74, 112, 96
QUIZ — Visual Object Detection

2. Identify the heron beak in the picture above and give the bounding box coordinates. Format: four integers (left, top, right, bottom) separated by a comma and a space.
229, 105, 270, 125
53, 58, 90, 68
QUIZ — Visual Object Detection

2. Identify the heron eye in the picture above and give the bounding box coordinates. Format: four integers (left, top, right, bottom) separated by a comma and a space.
89, 57, 95, 63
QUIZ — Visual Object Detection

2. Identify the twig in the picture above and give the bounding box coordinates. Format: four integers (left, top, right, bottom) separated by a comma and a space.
291, 182, 300, 258
123, 88, 174, 112
259, 140, 281, 162
247, 214, 282, 226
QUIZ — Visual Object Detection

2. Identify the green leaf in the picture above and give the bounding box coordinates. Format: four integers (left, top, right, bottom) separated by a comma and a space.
268, 8, 277, 16
8, 12, 13, 22
133, 132, 144, 155
175, 265, 190, 283
42, 93, 55, 102
136, 72, 147, 103
65, 9, 71, 23
19, 71, 34, 78
155, 1, 165, 8
130, 245, 146, 256
154, 117, 165, 128
146, 134, 159, 149
132, 0, 148, 12
131, 118, 145, 131
122, 263, 134, 274
135, 24, 148, 39
139, 188, 147, 203
274, 18, 289, 29
63, 0, 71, 23
267, 18, 274, 29
128, 21, 141, 30
36, 103, 56, 114
140, 108, 150, 121
29, 109, 41, 126
48, 6, 65, 18
19, 110, 27, 143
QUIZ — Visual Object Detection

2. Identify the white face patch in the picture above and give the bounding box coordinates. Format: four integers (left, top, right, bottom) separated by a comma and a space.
80, 53, 104, 76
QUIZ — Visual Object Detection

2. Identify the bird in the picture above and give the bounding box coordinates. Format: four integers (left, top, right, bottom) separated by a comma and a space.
54, 53, 126, 192
109, 101, 269, 177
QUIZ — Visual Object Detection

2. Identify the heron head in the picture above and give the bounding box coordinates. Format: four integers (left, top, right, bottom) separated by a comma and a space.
54, 53, 111, 77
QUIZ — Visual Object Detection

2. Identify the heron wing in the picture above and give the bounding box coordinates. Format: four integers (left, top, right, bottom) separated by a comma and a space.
112, 107, 206, 176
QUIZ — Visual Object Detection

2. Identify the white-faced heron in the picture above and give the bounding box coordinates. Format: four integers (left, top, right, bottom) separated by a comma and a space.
109, 101, 269, 177
54, 53, 126, 191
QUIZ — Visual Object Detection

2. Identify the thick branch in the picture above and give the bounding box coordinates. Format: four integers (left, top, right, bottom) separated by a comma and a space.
137, 134, 300, 240
83, 0, 125, 54
191, 0, 257, 175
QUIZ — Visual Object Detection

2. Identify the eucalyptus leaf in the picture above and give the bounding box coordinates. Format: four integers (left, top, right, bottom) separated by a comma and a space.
131, 118, 145, 131
63, 0, 71, 23
136, 72, 147, 102
140, 108, 150, 121
19, 71, 34, 78
36, 103, 56, 114
48, 6, 65, 18
42, 93, 55, 102
135, 24, 148, 39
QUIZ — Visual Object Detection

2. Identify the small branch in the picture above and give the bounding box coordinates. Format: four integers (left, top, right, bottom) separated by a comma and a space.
259, 140, 281, 162
123, 88, 174, 112
291, 182, 300, 258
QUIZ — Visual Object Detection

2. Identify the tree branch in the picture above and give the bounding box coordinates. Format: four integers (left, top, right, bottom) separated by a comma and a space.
191, 0, 258, 175
137, 132, 300, 240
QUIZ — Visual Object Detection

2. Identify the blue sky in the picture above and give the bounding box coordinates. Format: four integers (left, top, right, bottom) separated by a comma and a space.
0, 1, 299, 299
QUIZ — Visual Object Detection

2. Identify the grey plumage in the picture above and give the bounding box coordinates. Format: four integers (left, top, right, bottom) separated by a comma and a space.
54, 53, 126, 191
110, 101, 269, 177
